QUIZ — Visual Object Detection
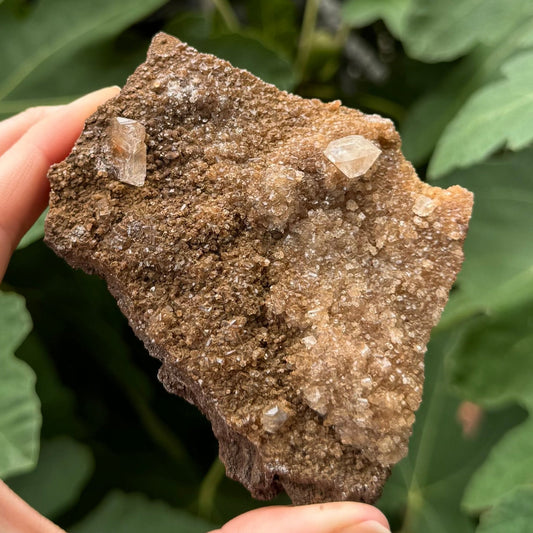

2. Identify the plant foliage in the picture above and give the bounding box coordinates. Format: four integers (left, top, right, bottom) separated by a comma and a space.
71, 491, 215, 533
0, 292, 40, 479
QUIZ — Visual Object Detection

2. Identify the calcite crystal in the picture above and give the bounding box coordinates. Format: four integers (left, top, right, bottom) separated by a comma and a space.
324, 135, 382, 178
44, 33, 473, 505
109, 116, 146, 186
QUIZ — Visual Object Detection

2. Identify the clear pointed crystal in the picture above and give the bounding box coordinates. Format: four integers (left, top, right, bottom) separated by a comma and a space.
110, 117, 147, 187
324, 135, 381, 178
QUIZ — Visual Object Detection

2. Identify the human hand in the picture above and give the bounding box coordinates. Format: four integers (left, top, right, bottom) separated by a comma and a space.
208, 502, 390, 533
0, 86, 122, 533
0, 87, 121, 279
1, 478, 389, 533
0, 90, 390, 533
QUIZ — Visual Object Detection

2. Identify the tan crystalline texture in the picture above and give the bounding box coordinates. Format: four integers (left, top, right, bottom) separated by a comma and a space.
44, 33, 473, 505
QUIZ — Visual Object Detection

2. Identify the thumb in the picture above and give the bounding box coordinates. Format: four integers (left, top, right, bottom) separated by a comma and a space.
209, 502, 390, 533
0, 481, 65, 533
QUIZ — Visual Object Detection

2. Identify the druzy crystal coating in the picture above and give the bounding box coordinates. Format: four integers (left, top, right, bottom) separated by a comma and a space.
45, 33, 473, 505
324, 135, 382, 178
109, 117, 146, 186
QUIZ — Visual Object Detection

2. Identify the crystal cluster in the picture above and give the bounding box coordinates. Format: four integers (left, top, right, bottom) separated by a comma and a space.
109, 117, 146, 186
45, 33, 473, 505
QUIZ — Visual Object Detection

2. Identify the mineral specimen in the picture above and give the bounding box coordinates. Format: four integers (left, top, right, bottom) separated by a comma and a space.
44, 33, 473, 505
109, 116, 146, 186
324, 134, 382, 178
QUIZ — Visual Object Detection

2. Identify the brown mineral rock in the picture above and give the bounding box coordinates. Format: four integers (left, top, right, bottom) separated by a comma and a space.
44, 33, 473, 505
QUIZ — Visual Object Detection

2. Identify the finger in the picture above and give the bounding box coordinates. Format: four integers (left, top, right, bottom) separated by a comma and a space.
0, 105, 64, 156
0, 481, 65, 533
211, 502, 390, 533
0, 86, 120, 279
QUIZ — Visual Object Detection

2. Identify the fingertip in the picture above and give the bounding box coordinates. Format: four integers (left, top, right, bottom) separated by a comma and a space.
217, 501, 389, 533
346, 520, 391, 533
0, 85, 122, 259
298, 501, 389, 526
64, 86, 121, 116
21, 86, 122, 165
70, 85, 121, 106
306, 502, 390, 531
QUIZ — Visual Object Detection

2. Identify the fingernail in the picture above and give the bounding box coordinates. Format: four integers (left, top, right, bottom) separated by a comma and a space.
89, 85, 121, 94
342, 520, 391, 533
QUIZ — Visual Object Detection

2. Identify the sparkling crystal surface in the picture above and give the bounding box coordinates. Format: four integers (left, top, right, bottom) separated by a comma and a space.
109, 117, 146, 186
45, 33, 473, 505
413, 194, 436, 217
262, 404, 291, 433
324, 135, 382, 178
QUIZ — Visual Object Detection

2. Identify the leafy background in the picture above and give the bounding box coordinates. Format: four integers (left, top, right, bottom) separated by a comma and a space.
1, 0, 532, 531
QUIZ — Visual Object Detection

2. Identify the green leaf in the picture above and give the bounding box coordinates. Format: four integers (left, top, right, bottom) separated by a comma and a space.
341, 0, 412, 39
401, 16, 533, 167
0, 37, 149, 118
14, 333, 80, 437
166, 14, 296, 91
0, 0, 167, 104
0, 291, 31, 354
444, 297, 533, 513
437, 148, 533, 329
71, 491, 216, 533
202, 34, 296, 91
17, 210, 47, 250
445, 298, 533, 512
401, 0, 532, 62
463, 422, 533, 512
7, 437, 93, 519
430, 52, 533, 177
245, 0, 299, 57
0, 291, 40, 479
377, 333, 522, 532
401, 48, 496, 166
476, 486, 533, 533
448, 301, 533, 409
